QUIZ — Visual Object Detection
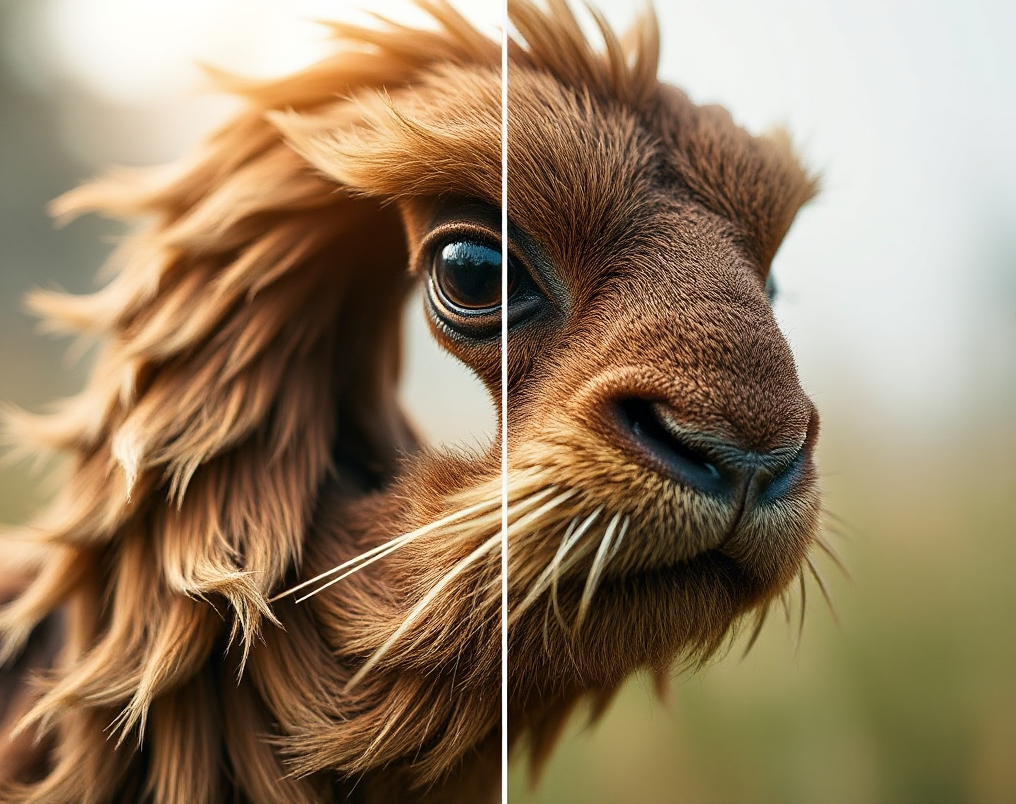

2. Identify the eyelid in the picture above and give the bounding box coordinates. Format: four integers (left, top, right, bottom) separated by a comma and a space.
413, 221, 501, 278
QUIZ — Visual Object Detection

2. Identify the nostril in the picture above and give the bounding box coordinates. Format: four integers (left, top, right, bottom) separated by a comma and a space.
757, 437, 810, 504
613, 398, 813, 509
615, 398, 731, 496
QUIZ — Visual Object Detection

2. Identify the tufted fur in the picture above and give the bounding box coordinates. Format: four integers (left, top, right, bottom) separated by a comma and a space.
0, 1, 822, 802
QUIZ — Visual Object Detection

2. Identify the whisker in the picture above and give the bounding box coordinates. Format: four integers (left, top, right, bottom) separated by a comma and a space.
514, 517, 579, 623
575, 513, 623, 632
293, 535, 417, 604
270, 496, 500, 602
821, 508, 859, 540
804, 554, 840, 626
778, 589, 792, 625
541, 595, 554, 655
740, 601, 770, 658
539, 522, 580, 656
796, 567, 808, 648
606, 515, 630, 564
344, 533, 501, 692
512, 510, 601, 626
505, 488, 577, 539
548, 508, 604, 630
812, 534, 851, 580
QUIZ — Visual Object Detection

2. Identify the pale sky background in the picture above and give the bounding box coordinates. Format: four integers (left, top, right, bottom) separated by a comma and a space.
2, 0, 1013, 447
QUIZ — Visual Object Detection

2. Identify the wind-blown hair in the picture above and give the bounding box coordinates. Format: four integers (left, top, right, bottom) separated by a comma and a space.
1, 3, 505, 802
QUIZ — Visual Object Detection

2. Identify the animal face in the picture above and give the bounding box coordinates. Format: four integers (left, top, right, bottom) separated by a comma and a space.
0, 2, 823, 802
504, 54, 821, 689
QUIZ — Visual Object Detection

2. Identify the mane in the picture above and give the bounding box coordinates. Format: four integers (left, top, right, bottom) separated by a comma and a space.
0, 3, 503, 801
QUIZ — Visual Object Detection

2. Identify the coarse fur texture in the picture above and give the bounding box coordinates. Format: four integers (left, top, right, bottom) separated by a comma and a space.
0, 1, 824, 802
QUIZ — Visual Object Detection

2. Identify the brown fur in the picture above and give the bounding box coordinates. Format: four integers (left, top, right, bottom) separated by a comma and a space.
504, 0, 821, 777
0, 1, 820, 802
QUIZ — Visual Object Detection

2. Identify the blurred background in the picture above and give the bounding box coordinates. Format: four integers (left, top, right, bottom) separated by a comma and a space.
512, 1, 1016, 803
0, 1, 1013, 802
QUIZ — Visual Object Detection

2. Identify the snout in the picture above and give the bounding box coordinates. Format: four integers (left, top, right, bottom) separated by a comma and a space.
612, 396, 817, 519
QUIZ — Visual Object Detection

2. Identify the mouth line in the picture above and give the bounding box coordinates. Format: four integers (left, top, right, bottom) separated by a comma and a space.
573, 546, 756, 605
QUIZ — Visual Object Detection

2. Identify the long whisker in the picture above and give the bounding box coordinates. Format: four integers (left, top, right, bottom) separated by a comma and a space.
512, 507, 601, 625
344, 533, 501, 692
796, 566, 808, 648
293, 534, 420, 604
606, 515, 630, 564
275, 483, 564, 605
804, 553, 839, 626
821, 507, 858, 539
740, 601, 771, 658
812, 534, 850, 580
278, 483, 564, 605
270, 496, 501, 602
548, 508, 604, 630
541, 516, 580, 654
778, 589, 792, 625
505, 488, 577, 539
575, 513, 623, 632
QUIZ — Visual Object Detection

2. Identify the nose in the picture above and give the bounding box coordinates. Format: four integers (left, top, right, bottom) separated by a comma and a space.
614, 398, 811, 510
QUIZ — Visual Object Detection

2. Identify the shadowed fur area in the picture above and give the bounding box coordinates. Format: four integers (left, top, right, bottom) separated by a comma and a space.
0, 1, 822, 802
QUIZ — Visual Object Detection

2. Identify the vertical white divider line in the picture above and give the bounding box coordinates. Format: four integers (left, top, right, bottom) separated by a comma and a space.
500, 1, 509, 801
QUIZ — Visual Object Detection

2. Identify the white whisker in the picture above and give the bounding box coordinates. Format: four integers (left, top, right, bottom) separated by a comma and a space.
270, 496, 500, 603
575, 513, 622, 631
550, 507, 603, 630
606, 515, 630, 563
505, 488, 577, 539
506, 485, 561, 516
293, 535, 411, 604
511, 515, 583, 626
344, 533, 501, 692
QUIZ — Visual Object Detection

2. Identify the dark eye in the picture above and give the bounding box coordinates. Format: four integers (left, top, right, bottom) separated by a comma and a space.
433, 240, 503, 311
425, 233, 542, 338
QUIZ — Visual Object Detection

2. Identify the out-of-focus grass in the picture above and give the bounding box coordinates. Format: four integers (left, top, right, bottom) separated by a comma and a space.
510, 406, 1016, 804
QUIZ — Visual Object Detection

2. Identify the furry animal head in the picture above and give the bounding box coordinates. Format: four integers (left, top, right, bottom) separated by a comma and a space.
0, 1, 821, 802
502, 0, 821, 767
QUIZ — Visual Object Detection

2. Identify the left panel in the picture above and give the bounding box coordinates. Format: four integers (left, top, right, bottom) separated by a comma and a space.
0, 2, 507, 802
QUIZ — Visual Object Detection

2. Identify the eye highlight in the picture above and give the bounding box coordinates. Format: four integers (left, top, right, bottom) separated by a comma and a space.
424, 230, 542, 339
433, 240, 503, 312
